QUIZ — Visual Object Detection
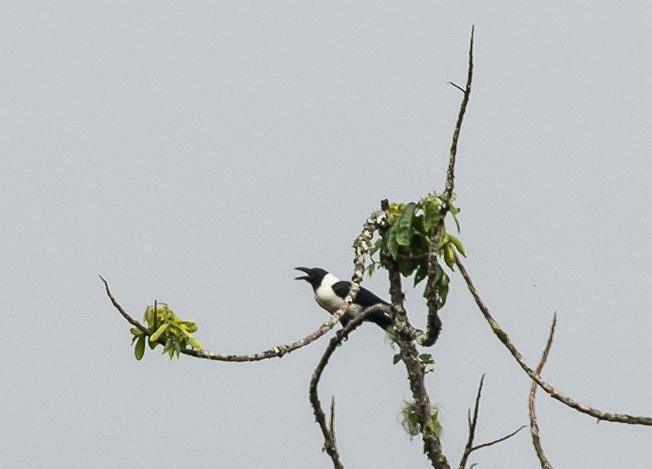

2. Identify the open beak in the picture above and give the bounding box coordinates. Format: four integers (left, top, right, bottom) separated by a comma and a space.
294, 266, 312, 280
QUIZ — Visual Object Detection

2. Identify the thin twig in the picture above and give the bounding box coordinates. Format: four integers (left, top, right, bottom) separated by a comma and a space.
529, 315, 557, 469
421, 26, 475, 347
458, 374, 485, 469
458, 376, 524, 468
444, 24, 474, 201
309, 304, 388, 469
456, 255, 652, 426
100, 275, 148, 335
470, 425, 526, 452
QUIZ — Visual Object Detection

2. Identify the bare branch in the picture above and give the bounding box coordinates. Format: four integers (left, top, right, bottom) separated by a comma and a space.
456, 255, 652, 426
448, 81, 466, 93
100, 275, 148, 335
444, 24, 474, 201
458, 376, 524, 468
470, 425, 526, 452
388, 263, 450, 469
458, 374, 485, 469
420, 26, 475, 347
329, 397, 337, 447
529, 315, 557, 469
309, 304, 388, 469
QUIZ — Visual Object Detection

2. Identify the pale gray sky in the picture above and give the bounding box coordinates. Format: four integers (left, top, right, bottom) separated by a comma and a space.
2, 2, 651, 468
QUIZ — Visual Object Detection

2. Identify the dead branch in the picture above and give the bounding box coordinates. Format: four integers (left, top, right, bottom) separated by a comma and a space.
458, 375, 525, 468
421, 26, 475, 348
309, 304, 389, 469
458, 374, 485, 469
529, 315, 557, 469
455, 255, 652, 426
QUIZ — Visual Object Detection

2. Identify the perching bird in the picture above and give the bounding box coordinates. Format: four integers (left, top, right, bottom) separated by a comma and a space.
295, 266, 393, 331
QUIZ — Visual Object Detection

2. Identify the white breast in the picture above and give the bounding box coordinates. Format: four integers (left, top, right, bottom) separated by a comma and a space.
314, 273, 346, 314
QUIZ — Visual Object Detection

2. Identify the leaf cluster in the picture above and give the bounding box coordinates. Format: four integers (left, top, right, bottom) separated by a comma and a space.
371, 193, 465, 309
130, 302, 203, 360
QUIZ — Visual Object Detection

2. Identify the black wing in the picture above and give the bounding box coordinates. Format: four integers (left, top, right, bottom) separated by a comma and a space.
331, 281, 388, 306
331, 281, 393, 330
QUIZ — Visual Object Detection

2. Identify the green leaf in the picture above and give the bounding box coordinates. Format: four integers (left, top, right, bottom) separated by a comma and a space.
393, 353, 403, 365
386, 225, 399, 260
443, 244, 456, 270
134, 335, 146, 361
148, 336, 158, 350
130, 327, 143, 336
395, 203, 417, 247
419, 353, 434, 365
150, 323, 169, 342
179, 321, 198, 333
447, 233, 466, 257
450, 205, 461, 232
423, 195, 442, 233
186, 336, 204, 351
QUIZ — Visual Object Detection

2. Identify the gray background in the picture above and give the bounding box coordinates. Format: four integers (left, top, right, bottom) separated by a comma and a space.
2, 2, 651, 468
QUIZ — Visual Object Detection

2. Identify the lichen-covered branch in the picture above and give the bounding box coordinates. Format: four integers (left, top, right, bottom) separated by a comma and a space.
529, 315, 556, 469
456, 256, 652, 426
388, 263, 450, 469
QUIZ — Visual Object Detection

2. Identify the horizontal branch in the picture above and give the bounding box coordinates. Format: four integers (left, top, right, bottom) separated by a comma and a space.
101, 275, 348, 362
455, 256, 652, 426
101, 214, 381, 363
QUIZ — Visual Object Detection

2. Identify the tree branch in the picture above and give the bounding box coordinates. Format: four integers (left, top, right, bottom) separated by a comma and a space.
444, 24, 474, 202
458, 374, 485, 469
309, 304, 389, 469
529, 314, 557, 469
420, 26, 475, 347
102, 213, 382, 363
388, 263, 450, 469
455, 255, 652, 426
470, 425, 526, 453
458, 375, 525, 468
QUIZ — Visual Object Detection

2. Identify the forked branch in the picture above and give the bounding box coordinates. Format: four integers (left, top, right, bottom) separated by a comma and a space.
458, 375, 525, 469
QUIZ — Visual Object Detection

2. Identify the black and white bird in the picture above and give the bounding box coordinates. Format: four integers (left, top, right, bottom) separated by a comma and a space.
295, 266, 393, 331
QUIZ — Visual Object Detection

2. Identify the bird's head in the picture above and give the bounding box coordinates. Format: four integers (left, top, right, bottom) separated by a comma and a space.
294, 266, 329, 289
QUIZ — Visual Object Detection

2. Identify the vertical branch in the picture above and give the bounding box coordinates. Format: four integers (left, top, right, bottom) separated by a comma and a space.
309, 305, 388, 469
458, 375, 485, 469
529, 315, 557, 469
420, 26, 475, 347
444, 25, 474, 201
388, 262, 451, 469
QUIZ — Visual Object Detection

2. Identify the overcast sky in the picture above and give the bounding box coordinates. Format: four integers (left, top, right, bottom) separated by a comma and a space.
3, 2, 651, 468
